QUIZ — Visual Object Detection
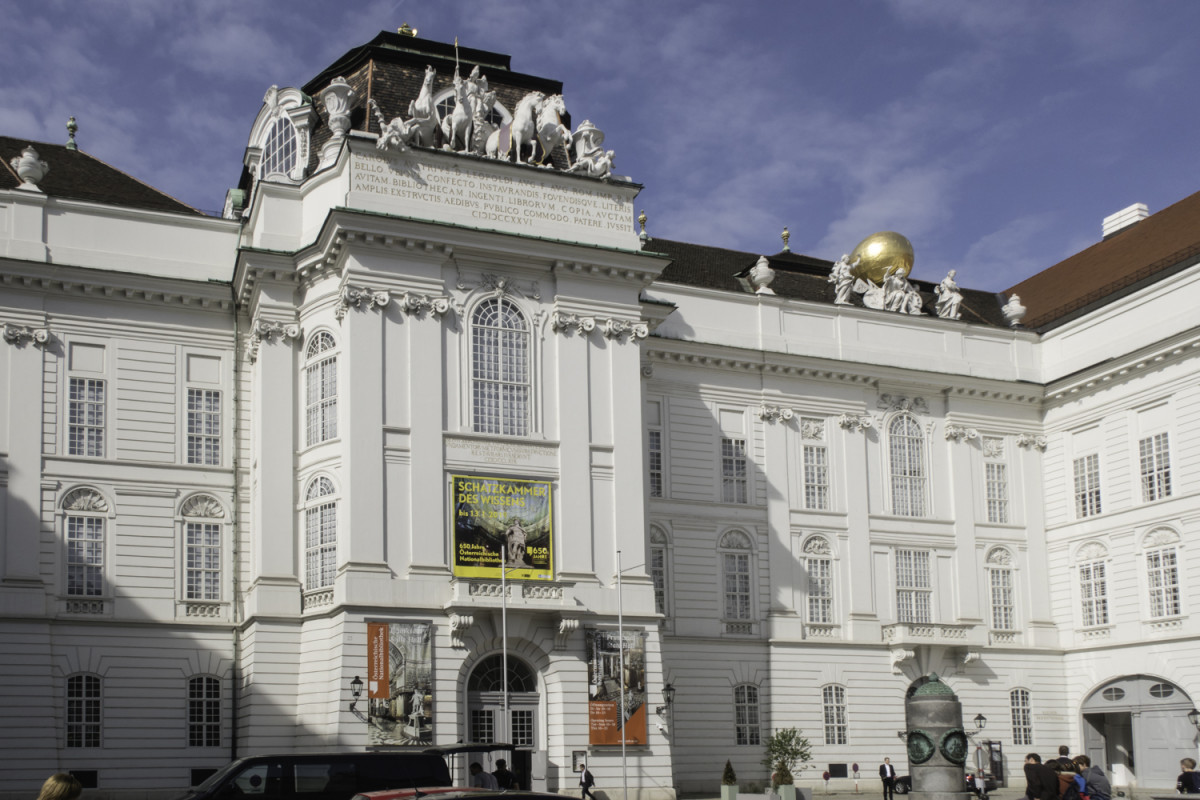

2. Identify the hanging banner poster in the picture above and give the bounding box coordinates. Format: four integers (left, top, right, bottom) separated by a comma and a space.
451, 474, 553, 580
585, 629, 648, 745
365, 621, 434, 746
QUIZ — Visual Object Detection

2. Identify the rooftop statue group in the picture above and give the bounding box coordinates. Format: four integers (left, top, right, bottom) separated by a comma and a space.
367, 63, 615, 179
828, 254, 963, 320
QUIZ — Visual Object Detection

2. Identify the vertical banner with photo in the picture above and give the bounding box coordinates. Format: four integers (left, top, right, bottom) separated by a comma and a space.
585, 629, 648, 745
365, 621, 433, 746
451, 474, 553, 581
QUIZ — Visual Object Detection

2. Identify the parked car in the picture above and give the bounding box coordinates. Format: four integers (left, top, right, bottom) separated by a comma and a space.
176, 751, 452, 800
893, 773, 997, 795
356, 791, 566, 800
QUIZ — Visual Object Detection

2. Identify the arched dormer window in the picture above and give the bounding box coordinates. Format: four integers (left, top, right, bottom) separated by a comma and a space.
304, 476, 337, 590
471, 298, 529, 436
261, 116, 298, 180
719, 530, 754, 624
888, 414, 926, 516
305, 331, 338, 446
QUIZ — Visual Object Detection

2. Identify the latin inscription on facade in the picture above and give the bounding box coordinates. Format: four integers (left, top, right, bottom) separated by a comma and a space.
444, 435, 558, 470
349, 148, 640, 250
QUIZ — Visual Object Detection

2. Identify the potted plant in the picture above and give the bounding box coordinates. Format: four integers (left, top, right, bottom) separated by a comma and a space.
762, 728, 813, 800
722, 760, 738, 800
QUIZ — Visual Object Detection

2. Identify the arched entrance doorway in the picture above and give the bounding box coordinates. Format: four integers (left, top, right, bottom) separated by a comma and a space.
466, 654, 540, 789
1081, 675, 1197, 788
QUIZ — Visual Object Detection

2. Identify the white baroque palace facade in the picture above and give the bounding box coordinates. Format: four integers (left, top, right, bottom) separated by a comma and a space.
3, 28, 1200, 800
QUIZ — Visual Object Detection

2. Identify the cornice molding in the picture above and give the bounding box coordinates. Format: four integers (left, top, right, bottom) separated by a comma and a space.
1, 268, 233, 311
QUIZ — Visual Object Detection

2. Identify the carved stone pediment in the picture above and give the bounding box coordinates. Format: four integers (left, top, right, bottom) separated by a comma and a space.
63, 488, 107, 512
182, 495, 224, 519
802, 535, 831, 555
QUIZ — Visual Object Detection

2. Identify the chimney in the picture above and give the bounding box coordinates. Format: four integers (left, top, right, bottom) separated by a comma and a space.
1102, 202, 1149, 239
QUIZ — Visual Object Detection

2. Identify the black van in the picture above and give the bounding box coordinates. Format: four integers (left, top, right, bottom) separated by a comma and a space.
178, 752, 452, 800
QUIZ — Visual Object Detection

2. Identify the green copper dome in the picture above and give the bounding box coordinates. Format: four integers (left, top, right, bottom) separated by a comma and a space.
913, 673, 955, 697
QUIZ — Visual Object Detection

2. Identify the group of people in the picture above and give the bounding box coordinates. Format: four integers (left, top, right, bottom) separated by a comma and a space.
468, 758, 518, 790
1024, 747, 1111, 800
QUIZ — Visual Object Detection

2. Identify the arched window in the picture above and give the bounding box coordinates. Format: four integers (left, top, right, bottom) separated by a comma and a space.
468, 654, 537, 746
66, 673, 101, 747
188, 676, 221, 747
1010, 688, 1032, 745
468, 654, 537, 693
471, 298, 529, 436
63, 488, 107, 597
305, 332, 338, 446
733, 684, 760, 745
261, 116, 298, 179
435, 93, 507, 128
803, 535, 834, 625
986, 547, 1015, 631
182, 495, 223, 602
719, 530, 753, 622
822, 684, 847, 744
304, 477, 337, 590
889, 415, 926, 516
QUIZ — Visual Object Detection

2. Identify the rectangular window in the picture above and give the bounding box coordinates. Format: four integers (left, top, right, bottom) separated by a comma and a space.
66, 516, 104, 597
895, 549, 932, 624
187, 389, 221, 465
511, 709, 534, 747
822, 685, 847, 745
1140, 433, 1171, 502
1073, 454, 1102, 518
306, 356, 338, 446
66, 675, 101, 748
68, 377, 105, 457
734, 685, 760, 745
305, 503, 337, 590
803, 444, 830, 510
470, 709, 494, 743
807, 557, 832, 624
723, 552, 751, 620
1147, 547, 1181, 618
648, 429, 663, 498
1010, 688, 1032, 746
650, 546, 667, 615
990, 568, 1014, 630
1079, 560, 1109, 627
721, 437, 748, 504
985, 462, 1009, 524
185, 522, 221, 601
188, 676, 221, 747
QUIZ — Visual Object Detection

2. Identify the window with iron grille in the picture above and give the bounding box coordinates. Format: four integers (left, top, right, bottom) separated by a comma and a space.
1073, 454, 1102, 518
1146, 547, 1181, 618
1010, 688, 1032, 746
895, 549, 931, 624
187, 389, 220, 465
305, 333, 338, 446
66, 515, 104, 597
985, 462, 1009, 524
822, 684, 848, 745
1079, 560, 1109, 627
68, 377, 105, 457
648, 429, 663, 498
188, 676, 220, 747
304, 477, 337, 590
1140, 433, 1171, 502
807, 557, 832, 624
990, 568, 1014, 630
721, 437, 748, 504
185, 522, 220, 601
734, 684, 760, 745
889, 416, 925, 516
472, 298, 529, 436
66, 674, 101, 748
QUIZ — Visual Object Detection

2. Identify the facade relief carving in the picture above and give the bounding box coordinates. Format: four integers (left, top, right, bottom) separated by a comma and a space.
985, 547, 1013, 566
555, 617, 578, 650
600, 317, 648, 342
800, 417, 826, 440
63, 488, 107, 512
182, 495, 224, 519
3, 322, 51, 346
1076, 541, 1108, 561
982, 437, 1005, 458
399, 291, 452, 318
336, 286, 391, 321
248, 319, 301, 362
802, 535, 831, 555
449, 612, 474, 648
878, 394, 928, 414
756, 405, 793, 423
550, 311, 595, 336
1143, 527, 1180, 547
944, 424, 979, 442
838, 413, 873, 432
1016, 433, 1047, 451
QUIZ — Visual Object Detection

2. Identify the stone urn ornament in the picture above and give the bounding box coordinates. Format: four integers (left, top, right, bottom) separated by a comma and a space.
11, 146, 49, 190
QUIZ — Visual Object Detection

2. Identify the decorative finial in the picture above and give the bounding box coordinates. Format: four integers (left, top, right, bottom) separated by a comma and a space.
781, 226, 790, 252
638, 209, 648, 241
750, 256, 776, 295
11, 145, 49, 190
1002, 294, 1027, 328
66, 117, 78, 150
398, 23, 418, 37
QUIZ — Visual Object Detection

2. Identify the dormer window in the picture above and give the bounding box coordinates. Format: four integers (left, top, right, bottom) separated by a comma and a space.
261, 117, 298, 180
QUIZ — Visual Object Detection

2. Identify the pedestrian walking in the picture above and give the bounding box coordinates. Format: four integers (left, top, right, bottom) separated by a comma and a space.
880, 758, 897, 800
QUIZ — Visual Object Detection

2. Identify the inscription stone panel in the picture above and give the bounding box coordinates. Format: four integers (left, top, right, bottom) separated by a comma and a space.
348, 145, 641, 250
444, 435, 559, 472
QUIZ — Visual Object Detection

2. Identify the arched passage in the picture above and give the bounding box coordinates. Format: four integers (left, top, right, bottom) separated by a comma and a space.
1081, 675, 1197, 788
465, 653, 540, 789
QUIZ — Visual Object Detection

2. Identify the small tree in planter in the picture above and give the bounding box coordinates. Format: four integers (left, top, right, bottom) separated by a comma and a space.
762, 728, 812, 800
721, 760, 738, 800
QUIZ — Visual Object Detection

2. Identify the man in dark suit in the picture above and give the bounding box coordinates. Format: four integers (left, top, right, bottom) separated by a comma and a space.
880, 758, 897, 800
1025, 753, 1059, 800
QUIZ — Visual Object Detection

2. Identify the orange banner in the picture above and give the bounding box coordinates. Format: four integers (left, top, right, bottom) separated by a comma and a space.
367, 622, 389, 699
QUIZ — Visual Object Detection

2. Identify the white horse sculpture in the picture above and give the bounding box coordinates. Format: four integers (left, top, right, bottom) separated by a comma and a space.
406, 65, 438, 148
534, 94, 570, 167
488, 91, 545, 164
441, 77, 473, 152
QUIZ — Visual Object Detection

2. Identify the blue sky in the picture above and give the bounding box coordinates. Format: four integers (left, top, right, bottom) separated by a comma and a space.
4, 0, 1200, 291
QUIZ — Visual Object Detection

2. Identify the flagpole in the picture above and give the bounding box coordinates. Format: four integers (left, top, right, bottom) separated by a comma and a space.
617, 549, 627, 800
502, 544, 509, 745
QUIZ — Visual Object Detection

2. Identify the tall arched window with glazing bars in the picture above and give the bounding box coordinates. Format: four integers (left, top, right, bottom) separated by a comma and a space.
888, 415, 926, 516
471, 298, 529, 436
